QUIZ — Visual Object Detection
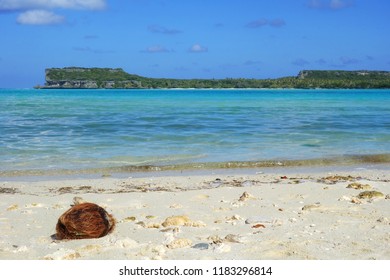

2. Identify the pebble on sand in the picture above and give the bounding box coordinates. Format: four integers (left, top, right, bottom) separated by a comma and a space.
357, 191, 384, 199
347, 183, 372, 190
162, 215, 206, 227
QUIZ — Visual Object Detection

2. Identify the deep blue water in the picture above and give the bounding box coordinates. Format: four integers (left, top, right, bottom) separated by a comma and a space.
1, 88, 390, 174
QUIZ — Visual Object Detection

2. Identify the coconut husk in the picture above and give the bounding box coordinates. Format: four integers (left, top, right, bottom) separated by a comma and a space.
56, 202, 115, 240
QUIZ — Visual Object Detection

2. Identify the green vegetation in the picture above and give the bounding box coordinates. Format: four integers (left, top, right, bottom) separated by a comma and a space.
39, 67, 390, 89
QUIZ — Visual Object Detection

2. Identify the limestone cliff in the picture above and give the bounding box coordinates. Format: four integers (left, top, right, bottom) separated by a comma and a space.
39, 67, 144, 89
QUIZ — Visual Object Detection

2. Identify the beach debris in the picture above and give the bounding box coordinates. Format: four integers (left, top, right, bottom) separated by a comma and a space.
55, 199, 116, 240
385, 194, 390, 200
136, 221, 161, 228
6, 204, 18, 211
281, 176, 288, 179
351, 197, 362, 204
347, 183, 372, 190
161, 215, 206, 227
72, 196, 87, 205
160, 227, 180, 233
224, 234, 245, 243
209, 178, 223, 188
302, 203, 321, 211
0, 187, 20, 194
238, 191, 255, 202
376, 217, 390, 224
146, 215, 157, 219
166, 238, 193, 249
252, 223, 266, 229
207, 234, 245, 244
146, 223, 161, 229
318, 175, 357, 184
225, 214, 243, 223
25, 202, 43, 208
122, 216, 137, 222
169, 203, 183, 209
357, 191, 384, 199
245, 216, 273, 225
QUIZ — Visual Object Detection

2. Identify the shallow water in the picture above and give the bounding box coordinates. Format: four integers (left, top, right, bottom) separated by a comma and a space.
1, 88, 390, 175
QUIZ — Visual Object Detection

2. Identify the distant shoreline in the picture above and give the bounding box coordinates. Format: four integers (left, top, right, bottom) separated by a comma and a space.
35, 68, 390, 89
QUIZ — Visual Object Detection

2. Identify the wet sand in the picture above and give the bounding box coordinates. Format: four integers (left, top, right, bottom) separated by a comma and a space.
1, 165, 389, 260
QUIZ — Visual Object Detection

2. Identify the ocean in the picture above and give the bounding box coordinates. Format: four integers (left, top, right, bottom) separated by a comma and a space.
1, 88, 390, 176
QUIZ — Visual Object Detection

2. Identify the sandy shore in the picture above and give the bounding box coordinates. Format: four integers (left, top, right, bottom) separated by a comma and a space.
1, 166, 389, 260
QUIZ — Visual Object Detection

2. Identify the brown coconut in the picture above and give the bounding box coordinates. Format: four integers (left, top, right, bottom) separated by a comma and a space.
56, 202, 115, 240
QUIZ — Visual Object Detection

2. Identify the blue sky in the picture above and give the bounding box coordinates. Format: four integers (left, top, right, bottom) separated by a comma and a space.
0, 0, 389, 88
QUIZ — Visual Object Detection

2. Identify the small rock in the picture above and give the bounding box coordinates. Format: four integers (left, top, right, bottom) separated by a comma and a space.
302, 203, 321, 211
224, 234, 245, 243
347, 182, 371, 190
166, 238, 192, 249
7, 204, 18, 211
238, 191, 255, 202
162, 215, 191, 227
358, 191, 384, 199
162, 215, 205, 227
245, 216, 273, 224
207, 235, 224, 244
289, 218, 297, 223
338, 196, 352, 202
123, 216, 137, 222
192, 243, 209, 250
351, 197, 362, 204
146, 215, 156, 219
145, 223, 161, 229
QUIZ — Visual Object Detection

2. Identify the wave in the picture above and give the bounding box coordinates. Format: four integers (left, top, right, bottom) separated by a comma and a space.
2, 154, 390, 178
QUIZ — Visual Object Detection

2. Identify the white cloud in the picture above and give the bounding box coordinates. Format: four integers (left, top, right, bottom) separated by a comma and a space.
142, 45, 171, 53
189, 44, 208, 53
307, 0, 354, 10
0, 0, 106, 11
16, 9, 64, 25
1, 0, 106, 25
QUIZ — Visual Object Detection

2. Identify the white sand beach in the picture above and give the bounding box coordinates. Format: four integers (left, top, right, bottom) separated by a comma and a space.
1, 166, 389, 260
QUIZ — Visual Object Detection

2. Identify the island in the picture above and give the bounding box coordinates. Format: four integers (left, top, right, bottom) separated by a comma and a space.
35, 67, 390, 89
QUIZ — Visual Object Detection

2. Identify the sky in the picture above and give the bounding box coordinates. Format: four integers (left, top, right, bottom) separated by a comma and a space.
0, 0, 389, 88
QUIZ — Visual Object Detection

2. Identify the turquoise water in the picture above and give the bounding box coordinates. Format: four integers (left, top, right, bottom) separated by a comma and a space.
1, 89, 390, 175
